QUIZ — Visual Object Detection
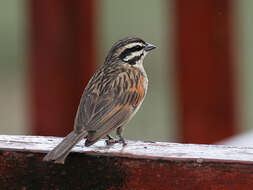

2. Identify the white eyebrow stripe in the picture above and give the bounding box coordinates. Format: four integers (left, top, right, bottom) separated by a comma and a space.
123, 50, 143, 61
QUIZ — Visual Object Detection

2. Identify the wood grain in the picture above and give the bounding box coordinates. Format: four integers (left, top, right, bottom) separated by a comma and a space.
0, 135, 252, 189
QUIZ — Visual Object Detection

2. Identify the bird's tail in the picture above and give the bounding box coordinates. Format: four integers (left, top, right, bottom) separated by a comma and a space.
43, 131, 87, 164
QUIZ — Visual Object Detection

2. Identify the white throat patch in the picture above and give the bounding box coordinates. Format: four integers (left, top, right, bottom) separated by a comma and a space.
132, 51, 148, 70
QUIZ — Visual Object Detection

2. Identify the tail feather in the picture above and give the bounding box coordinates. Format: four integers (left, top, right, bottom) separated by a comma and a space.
43, 131, 87, 164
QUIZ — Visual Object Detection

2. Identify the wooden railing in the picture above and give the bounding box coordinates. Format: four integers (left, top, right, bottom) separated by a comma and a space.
0, 135, 252, 189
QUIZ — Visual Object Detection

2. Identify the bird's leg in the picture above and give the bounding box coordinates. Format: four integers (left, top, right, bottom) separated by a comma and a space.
105, 127, 127, 146
105, 135, 117, 145
116, 127, 127, 146
107, 135, 114, 140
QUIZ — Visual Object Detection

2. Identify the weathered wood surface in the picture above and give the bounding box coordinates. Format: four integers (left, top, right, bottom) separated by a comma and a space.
0, 135, 253, 189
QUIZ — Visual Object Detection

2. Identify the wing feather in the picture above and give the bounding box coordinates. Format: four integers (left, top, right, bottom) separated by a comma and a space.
74, 67, 146, 146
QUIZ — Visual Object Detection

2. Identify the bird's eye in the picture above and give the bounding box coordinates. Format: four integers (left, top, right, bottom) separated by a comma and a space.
120, 45, 144, 60
130, 45, 143, 52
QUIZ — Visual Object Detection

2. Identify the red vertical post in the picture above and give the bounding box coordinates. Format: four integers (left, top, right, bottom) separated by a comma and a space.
29, 0, 96, 136
174, 0, 236, 143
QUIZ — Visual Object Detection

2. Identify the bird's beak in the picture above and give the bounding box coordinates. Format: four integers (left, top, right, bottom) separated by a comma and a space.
144, 43, 156, 51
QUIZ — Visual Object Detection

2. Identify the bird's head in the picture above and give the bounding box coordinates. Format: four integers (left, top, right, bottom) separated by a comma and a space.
105, 37, 156, 66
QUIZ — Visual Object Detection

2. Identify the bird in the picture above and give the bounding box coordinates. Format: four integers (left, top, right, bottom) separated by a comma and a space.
43, 37, 156, 164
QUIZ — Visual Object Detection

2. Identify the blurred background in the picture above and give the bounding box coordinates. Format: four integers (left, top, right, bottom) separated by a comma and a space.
0, 0, 252, 145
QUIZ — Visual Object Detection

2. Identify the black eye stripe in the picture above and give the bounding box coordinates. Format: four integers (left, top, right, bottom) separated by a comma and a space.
120, 45, 144, 60
128, 45, 143, 52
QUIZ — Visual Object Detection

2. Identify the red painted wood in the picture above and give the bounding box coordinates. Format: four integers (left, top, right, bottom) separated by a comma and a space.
0, 135, 253, 189
174, 0, 236, 143
29, 0, 96, 136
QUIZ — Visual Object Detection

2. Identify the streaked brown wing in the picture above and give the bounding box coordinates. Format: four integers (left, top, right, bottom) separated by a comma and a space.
74, 69, 146, 146
85, 104, 134, 145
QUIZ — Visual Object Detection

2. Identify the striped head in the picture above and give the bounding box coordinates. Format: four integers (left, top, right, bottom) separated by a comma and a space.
104, 37, 156, 67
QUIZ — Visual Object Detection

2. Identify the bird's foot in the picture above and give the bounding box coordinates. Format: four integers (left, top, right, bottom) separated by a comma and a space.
119, 136, 127, 146
105, 135, 127, 146
105, 135, 117, 145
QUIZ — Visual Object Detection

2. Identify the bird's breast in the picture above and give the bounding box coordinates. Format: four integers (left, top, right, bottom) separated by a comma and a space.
137, 72, 148, 98
129, 68, 148, 109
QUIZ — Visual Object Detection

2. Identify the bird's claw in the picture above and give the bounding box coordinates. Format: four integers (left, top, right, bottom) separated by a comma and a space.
119, 136, 127, 146
105, 136, 127, 146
